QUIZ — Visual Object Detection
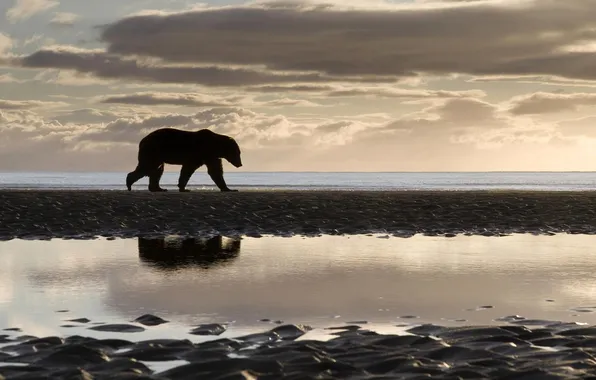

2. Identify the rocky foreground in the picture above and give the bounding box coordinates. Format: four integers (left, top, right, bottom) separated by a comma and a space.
3, 319, 596, 379
2, 190, 596, 240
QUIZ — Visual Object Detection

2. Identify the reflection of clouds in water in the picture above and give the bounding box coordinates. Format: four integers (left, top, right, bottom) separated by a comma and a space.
105, 234, 596, 325
0, 281, 13, 304
3, 313, 59, 338
0, 238, 139, 331
2, 235, 596, 330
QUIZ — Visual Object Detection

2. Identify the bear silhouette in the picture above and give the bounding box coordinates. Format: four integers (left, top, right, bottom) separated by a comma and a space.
126, 128, 242, 192
138, 235, 241, 270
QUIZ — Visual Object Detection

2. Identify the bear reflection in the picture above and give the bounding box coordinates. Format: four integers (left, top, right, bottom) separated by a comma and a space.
138, 235, 241, 270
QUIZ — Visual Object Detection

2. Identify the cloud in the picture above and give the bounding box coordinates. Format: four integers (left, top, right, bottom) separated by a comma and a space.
246, 84, 486, 100
0, 74, 20, 83
508, 92, 596, 115
0, 99, 66, 110
556, 117, 596, 140
260, 98, 322, 107
0, 34, 13, 56
99, 92, 246, 107
247, 84, 337, 93
0, 99, 594, 172
6, 0, 59, 23
94, 0, 596, 82
9, 46, 384, 87
73, 107, 314, 148
50, 108, 122, 124
49, 12, 79, 26
325, 87, 485, 99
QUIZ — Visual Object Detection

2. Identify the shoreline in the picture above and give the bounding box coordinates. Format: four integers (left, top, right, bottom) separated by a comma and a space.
2, 189, 596, 240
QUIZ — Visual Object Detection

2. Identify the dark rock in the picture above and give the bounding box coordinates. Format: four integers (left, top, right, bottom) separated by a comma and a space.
158, 358, 283, 379
88, 324, 145, 333
27, 336, 64, 346
179, 349, 231, 363
114, 346, 189, 362
495, 315, 526, 322
189, 323, 227, 336
510, 319, 558, 326
435, 326, 517, 342
558, 327, 596, 337
3, 327, 22, 332
325, 325, 362, 331
269, 324, 311, 340
0, 365, 48, 379
135, 339, 194, 349
68, 318, 91, 323
235, 331, 279, 345
210, 370, 261, 380
33, 344, 110, 367
424, 346, 499, 362
134, 314, 169, 326
13, 335, 38, 342
406, 324, 447, 336
95, 339, 134, 350
85, 357, 153, 376
64, 336, 97, 344
195, 338, 247, 354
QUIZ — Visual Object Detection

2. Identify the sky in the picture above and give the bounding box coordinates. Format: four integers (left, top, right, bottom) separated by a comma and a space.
3, 0, 596, 172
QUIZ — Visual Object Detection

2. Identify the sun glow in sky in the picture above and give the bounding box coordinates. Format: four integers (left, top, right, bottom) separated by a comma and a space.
3, 0, 596, 171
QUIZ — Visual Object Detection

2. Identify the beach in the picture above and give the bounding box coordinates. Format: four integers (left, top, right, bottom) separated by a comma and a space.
2, 189, 596, 240
3, 318, 596, 379
4, 189, 596, 379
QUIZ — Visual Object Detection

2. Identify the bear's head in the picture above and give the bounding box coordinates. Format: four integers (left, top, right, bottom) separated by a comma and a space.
223, 137, 243, 168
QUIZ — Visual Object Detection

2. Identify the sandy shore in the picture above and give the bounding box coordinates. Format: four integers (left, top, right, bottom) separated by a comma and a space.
3, 317, 596, 379
2, 189, 596, 240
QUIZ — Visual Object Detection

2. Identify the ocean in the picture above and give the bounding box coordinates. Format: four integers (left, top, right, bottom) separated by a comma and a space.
0, 171, 595, 191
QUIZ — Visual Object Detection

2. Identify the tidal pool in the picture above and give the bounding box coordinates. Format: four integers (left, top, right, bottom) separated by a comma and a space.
1, 234, 596, 342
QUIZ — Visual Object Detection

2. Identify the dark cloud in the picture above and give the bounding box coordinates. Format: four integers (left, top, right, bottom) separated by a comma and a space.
99, 92, 246, 107
0, 99, 66, 110
12, 47, 374, 87
247, 84, 338, 93
325, 88, 485, 99
508, 92, 596, 115
95, 0, 596, 81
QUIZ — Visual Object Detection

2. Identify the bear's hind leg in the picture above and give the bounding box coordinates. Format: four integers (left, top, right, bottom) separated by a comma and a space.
148, 164, 168, 192
126, 166, 148, 191
178, 164, 199, 192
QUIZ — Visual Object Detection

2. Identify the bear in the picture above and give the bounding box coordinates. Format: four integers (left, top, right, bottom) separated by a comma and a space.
126, 128, 242, 192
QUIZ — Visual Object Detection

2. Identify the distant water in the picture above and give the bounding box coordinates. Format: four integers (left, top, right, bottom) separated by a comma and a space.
0, 171, 596, 191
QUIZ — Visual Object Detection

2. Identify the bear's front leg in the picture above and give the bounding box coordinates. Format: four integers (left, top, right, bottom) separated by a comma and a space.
206, 159, 238, 192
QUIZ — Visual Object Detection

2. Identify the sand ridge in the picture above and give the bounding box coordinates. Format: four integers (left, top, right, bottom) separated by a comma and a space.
2, 190, 596, 240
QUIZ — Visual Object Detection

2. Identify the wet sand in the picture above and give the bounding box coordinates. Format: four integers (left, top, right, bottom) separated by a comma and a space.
5, 190, 596, 378
3, 317, 596, 379
2, 189, 596, 239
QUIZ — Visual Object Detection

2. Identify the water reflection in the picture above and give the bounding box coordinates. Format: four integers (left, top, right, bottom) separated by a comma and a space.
3, 234, 596, 337
138, 236, 241, 270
